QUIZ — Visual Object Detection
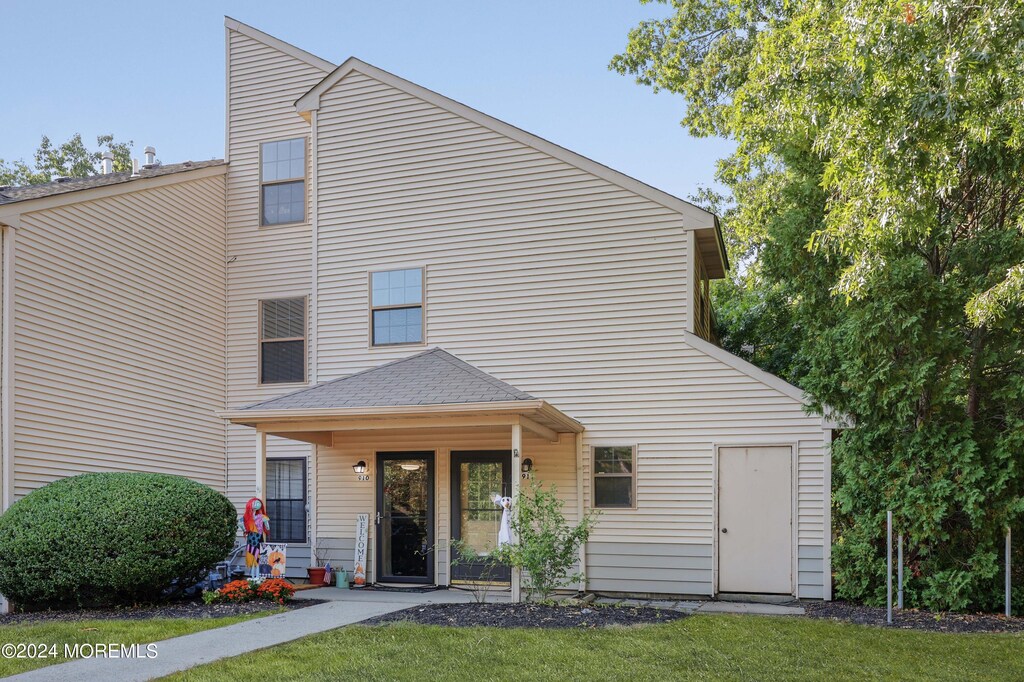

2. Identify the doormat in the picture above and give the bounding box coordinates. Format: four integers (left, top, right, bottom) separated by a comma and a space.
367, 583, 440, 593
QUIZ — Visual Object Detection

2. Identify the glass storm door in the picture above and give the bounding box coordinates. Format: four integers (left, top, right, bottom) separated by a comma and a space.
450, 451, 512, 583
376, 452, 434, 584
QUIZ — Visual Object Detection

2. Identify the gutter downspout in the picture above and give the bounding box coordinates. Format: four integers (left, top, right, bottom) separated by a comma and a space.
2, 223, 15, 513
1, 222, 16, 614
308, 109, 319, 567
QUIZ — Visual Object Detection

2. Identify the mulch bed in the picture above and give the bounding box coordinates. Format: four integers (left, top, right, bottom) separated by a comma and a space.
0, 598, 323, 625
362, 602, 686, 629
805, 600, 1024, 634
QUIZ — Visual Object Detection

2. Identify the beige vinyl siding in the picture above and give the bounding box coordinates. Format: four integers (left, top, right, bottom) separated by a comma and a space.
316, 428, 576, 585
11, 175, 227, 497
303, 68, 827, 595
224, 27, 328, 512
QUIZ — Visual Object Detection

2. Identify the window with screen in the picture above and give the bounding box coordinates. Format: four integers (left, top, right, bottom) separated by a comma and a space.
260, 137, 306, 226
259, 297, 306, 384
593, 446, 636, 508
370, 268, 424, 346
266, 458, 306, 544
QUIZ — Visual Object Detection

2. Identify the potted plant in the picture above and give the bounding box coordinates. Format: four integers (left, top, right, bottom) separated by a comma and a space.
307, 547, 330, 586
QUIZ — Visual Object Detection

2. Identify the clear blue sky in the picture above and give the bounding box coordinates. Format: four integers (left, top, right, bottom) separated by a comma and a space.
0, 0, 733, 199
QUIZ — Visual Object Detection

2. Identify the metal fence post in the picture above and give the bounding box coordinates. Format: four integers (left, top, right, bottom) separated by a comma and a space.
1007, 527, 1012, 618
887, 511, 893, 625
897, 533, 904, 610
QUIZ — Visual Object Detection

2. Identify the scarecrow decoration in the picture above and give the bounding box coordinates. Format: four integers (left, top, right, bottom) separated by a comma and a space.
492, 494, 513, 547
243, 497, 271, 580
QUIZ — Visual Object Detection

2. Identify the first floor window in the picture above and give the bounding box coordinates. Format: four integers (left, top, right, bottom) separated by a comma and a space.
259, 297, 307, 384
593, 446, 635, 508
370, 267, 424, 346
266, 458, 307, 544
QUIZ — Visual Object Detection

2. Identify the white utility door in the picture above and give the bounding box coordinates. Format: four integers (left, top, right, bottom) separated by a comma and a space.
718, 446, 793, 594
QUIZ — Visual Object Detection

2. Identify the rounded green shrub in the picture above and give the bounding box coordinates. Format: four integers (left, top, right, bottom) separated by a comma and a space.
0, 472, 237, 608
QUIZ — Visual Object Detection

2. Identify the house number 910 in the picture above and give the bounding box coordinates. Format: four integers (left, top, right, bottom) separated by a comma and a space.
356, 474, 370, 481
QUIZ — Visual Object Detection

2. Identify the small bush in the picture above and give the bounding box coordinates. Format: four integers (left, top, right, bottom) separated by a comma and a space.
493, 484, 599, 600
0, 472, 237, 608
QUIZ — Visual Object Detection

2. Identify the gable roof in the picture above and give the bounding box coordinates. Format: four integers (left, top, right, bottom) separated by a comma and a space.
294, 56, 729, 276
0, 160, 225, 207
241, 348, 535, 412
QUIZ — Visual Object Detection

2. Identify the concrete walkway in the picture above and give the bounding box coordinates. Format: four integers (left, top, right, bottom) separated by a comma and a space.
8, 595, 425, 682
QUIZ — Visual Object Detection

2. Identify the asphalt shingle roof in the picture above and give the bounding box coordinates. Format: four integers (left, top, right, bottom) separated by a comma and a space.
242, 348, 536, 411
0, 160, 225, 206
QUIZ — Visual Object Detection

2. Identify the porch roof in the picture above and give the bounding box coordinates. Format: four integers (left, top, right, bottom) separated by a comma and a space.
219, 348, 584, 442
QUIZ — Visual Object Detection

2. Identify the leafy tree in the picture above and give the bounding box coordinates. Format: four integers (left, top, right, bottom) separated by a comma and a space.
615, 1, 1024, 612
0, 134, 133, 186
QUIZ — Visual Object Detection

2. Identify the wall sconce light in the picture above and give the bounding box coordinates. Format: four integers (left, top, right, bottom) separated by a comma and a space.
353, 460, 367, 474
521, 458, 533, 473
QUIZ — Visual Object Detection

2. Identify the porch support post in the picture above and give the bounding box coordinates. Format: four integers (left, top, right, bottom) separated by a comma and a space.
511, 423, 522, 603
575, 432, 587, 593
309, 443, 318, 569
255, 431, 267, 499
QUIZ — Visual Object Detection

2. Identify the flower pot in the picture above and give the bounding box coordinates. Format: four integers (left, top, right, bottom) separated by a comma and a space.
307, 567, 327, 585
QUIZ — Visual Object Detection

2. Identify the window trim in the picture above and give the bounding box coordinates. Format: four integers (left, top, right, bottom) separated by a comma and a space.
257, 295, 309, 386
258, 136, 308, 227
591, 445, 637, 510
265, 457, 308, 544
368, 267, 427, 348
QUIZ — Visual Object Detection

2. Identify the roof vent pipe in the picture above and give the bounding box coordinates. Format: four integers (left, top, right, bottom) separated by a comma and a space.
143, 146, 156, 167
101, 152, 114, 175
131, 159, 140, 177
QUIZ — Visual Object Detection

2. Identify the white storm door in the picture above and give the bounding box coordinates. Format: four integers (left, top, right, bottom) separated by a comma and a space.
718, 446, 793, 594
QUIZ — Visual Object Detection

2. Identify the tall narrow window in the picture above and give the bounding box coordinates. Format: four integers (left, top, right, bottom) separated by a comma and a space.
593, 446, 636, 508
260, 138, 306, 225
259, 297, 307, 384
370, 268, 424, 346
266, 458, 307, 544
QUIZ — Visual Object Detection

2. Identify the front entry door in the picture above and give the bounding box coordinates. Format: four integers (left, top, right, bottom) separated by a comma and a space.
376, 452, 434, 584
718, 446, 793, 594
450, 451, 512, 583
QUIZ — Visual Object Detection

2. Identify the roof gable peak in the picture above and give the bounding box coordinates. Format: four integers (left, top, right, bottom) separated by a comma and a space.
224, 16, 335, 72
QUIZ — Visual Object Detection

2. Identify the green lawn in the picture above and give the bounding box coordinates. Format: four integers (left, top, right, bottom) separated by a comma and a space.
0, 611, 279, 677
168, 615, 1024, 682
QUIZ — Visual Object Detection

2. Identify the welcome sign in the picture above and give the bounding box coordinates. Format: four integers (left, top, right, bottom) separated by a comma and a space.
353, 513, 369, 586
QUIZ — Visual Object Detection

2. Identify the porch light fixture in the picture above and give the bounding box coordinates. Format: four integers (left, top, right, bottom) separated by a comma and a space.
352, 461, 367, 474
521, 458, 533, 473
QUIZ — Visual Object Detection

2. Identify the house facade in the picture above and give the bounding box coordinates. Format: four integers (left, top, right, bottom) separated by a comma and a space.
0, 18, 835, 600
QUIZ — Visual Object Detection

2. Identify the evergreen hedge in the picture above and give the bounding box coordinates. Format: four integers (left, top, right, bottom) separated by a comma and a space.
0, 472, 237, 608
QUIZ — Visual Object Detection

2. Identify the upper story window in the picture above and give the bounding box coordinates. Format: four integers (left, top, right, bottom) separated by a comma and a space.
593, 446, 636, 509
259, 297, 307, 384
370, 268, 424, 346
260, 138, 306, 226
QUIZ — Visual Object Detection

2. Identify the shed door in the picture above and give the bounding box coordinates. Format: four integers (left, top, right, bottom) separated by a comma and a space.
718, 446, 793, 594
